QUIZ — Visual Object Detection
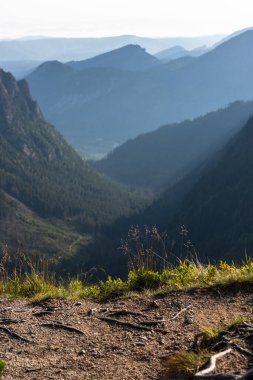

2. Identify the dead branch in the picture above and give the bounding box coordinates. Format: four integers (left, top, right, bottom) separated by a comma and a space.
40, 322, 85, 335
195, 348, 232, 376
0, 325, 31, 343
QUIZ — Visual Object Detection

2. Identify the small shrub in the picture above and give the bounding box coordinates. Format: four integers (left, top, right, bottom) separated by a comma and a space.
68, 280, 83, 294
99, 276, 128, 297
128, 268, 162, 291
80, 285, 100, 299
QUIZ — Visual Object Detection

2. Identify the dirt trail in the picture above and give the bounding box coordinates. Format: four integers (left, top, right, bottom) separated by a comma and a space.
0, 283, 253, 380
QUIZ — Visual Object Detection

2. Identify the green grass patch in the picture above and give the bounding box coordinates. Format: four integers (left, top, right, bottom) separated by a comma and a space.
201, 326, 221, 344
226, 317, 245, 330
164, 350, 212, 376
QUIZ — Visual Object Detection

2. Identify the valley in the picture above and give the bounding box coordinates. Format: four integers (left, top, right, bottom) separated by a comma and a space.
1, 18, 253, 379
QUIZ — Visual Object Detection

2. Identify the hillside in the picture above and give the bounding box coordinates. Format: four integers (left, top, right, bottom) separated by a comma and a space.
95, 101, 253, 189
0, 68, 142, 259
67, 44, 161, 71
26, 30, 253, 156
161, 114, 253, 262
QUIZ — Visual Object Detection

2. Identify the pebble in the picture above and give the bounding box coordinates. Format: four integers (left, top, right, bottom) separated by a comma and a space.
78, 350, 86, 356
184, 317, 193, 324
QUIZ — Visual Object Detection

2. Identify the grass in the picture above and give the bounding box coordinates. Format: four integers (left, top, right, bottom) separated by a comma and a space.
201, 326, 221, 343
0, 359, 6, 377
164, 317, 249, 378
163, 350, 212, 376
0, 259, 252, 300
1, 225, 253, 300
200, 317, 247, 346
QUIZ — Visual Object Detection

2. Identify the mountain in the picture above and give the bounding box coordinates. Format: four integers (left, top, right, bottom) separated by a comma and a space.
0, 68, 142, 260
67, 44, 161, 71
26, 30, 253, 156
163, 113, 253, 262
95, 101, 253, 189
155, 45, 207, 62
0, 35, 223, 62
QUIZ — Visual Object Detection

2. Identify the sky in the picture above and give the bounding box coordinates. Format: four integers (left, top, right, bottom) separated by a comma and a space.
0, 0, 253, 39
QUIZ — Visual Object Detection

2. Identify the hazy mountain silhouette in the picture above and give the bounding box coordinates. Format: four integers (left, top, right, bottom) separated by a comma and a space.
26, 30, 253, 156
155, 45, 208, 62
67, 45, 161, 71
0, 35, 223, 62
95, 101, 253, 189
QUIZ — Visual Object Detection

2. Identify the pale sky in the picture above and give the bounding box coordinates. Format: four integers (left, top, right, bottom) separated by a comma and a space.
0, 0, 253, 39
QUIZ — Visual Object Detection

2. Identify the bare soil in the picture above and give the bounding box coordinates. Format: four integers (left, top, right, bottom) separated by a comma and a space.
0, 282, 253, 380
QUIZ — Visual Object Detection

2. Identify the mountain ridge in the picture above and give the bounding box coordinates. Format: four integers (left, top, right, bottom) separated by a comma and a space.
0, 68, 142, 259
67, 44, 161, 71
26, 30, 253, 156
95, 101, 253, 189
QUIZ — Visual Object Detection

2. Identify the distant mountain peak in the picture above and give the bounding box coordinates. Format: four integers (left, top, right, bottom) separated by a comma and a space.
67, 44, 161, 71
31, 60, 73, 79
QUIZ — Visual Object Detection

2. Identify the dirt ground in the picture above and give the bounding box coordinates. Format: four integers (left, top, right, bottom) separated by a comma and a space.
0, 282, 253, 380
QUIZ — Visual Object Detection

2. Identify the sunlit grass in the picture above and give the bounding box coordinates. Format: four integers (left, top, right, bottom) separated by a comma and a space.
0, 259, 252, 300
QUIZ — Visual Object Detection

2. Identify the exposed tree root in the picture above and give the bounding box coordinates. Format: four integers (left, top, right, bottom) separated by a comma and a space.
106, 309, 148, 318
195, 348, 232, 376
33, 310, 54, 317
0, 325, 31, 343
40, 322, 85, 335
194, 368, 253, 379
98, 316, 152, 331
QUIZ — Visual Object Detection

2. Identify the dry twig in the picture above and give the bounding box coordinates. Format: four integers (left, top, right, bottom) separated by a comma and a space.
171, 306, 191, 320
